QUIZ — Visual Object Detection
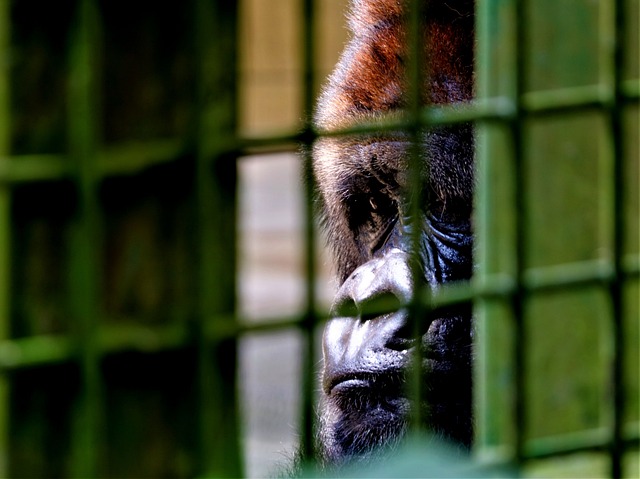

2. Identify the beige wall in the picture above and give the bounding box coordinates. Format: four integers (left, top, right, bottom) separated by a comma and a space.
239, 0, 349, 135
237, 5, 350, 474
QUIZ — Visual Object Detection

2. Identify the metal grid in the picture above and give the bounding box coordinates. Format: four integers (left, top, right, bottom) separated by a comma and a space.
0, 0, 637, 477
475, 2, 638, 478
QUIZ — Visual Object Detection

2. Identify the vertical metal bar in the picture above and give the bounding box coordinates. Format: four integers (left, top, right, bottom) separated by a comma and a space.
300, 0, 317, 462
67, 0, 103, 475
474, 0, 491, 456
474, 0, 503, 458
0, 1, 9, 475
192, 0, 242, 476
406, 0, 428, 436
510, 0, 527, 471
604, 0, 627, 476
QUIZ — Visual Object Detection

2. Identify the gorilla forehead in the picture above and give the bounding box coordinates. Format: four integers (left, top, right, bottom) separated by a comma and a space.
313, 126, 473, 206
313, 134, 408, 197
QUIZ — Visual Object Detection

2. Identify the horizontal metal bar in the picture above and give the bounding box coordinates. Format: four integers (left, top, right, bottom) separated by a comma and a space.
623, 78, 640, 99
304, 82, 640, 139
0, 139, 184, 183
0, 334, 74, 368
523, 422, 640, 460
239, 131, 303, 153
0, 154, 71, 182
524, 258, 615, 292
0, 321, 190, 369
98, 139, 184, 175
475, 422, 639, 470
99, 320, 190, 352
194, 255, 640, 339
522, 84, 615, 115
428, 255, 638, 311
0, 81, 636, 185
0, 313, 315, 370
0, 254, 637, 370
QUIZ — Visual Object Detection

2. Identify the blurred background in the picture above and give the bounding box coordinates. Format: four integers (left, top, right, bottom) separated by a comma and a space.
2, 0, 348, 476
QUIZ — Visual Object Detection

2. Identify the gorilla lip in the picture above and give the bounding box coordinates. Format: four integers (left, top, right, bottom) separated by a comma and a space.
326, 346, 462, 398
327, 370, 404, 397
330, 377, 371, 395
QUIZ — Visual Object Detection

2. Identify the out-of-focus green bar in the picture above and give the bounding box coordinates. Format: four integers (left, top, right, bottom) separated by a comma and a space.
67, 0, 103, 476
192, 0, 243, 476
0, 83, 637, 185
0, 0, 10, 476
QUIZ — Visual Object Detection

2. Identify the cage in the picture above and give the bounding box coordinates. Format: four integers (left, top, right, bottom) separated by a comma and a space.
0, 0, 637, 477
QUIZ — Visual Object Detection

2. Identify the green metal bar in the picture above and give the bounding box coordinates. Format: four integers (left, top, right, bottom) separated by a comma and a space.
474, 423, 640, 470
603, 0, 627, 477
523, 422, 640, 461
472, 0, 530, 470
505, 0, 527, 471
244, 83, 640, 138
0, 83, 637, 184
299, 0, 318, 461
67, 0, 103, 475
97, 139, 184, 175
0, 250, 637, 372
0, 335, 74, 369
0, 140, 183, 183
0, 0, 9, 475
405, 0, 428, 436
193, 0, 242, 476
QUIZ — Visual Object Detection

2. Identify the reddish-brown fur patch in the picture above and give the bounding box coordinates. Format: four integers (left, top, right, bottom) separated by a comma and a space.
316, 0, 474, 130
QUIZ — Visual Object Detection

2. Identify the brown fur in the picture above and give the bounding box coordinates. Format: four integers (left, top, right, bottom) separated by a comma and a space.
314, 0, 475, 282
316, 0, 474, 131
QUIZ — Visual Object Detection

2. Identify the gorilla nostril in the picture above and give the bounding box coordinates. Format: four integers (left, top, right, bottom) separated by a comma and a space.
385, 320, 415, 351
385, 337, 415, 351
359, 292, 403, 320
333, 298, 359, 318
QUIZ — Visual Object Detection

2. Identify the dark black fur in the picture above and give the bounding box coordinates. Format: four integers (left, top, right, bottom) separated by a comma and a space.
312, 0, 475, 469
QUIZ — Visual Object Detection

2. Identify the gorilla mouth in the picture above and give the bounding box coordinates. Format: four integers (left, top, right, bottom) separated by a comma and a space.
327, 355, 461, 399
329, 376, 371, 395
327, 317, 469, 396
320, 326, 473, 462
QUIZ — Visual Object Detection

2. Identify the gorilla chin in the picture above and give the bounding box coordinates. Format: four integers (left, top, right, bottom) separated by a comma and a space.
319, 371, 409, 466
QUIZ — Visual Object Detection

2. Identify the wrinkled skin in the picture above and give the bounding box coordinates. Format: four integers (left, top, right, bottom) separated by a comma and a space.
312, 0, 475, 467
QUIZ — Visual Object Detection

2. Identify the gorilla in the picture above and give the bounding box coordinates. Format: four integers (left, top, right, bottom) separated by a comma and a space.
312, 0, 475, 467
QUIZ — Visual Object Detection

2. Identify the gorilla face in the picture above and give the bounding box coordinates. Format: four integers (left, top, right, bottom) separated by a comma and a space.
313, 0, 475, 466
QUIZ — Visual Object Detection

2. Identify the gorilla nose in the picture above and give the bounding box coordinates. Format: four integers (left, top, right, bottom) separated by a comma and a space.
325, 249, 417, 370
333, 248, 414, 317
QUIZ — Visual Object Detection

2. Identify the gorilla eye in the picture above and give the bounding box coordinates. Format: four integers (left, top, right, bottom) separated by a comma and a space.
369, 192, 395, 218
347, 188, 398, 255
429, 196, 472, 225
